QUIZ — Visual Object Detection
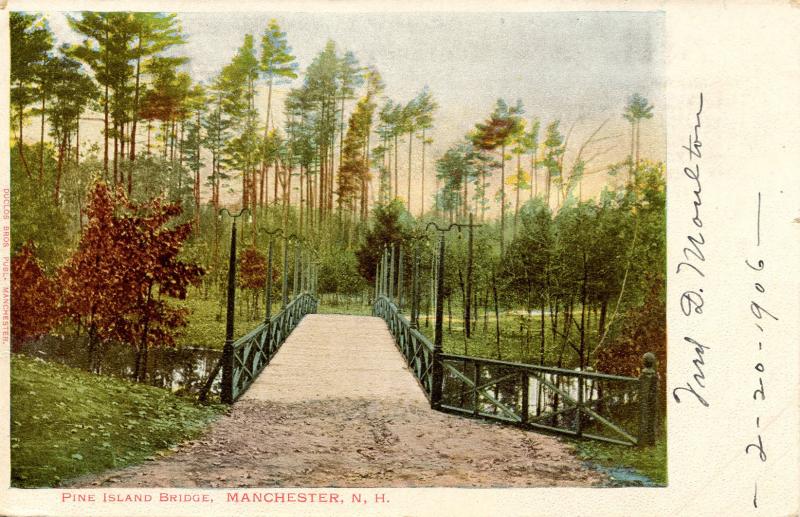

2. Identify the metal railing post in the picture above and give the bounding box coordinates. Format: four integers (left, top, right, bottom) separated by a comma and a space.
265, 239, 274, 324
521, 372, 529, 424
389, 244, 395, 302
638, 352, 659, 446
431, 233, 446, 408
381, 246, 388, 297
293, 241, 300, 300
281, 237, 289, 308
576, 376, 584, 437
429, 249, 435, 328
264, 238, 274, 360
374, 261, 380, 301
221, 213, 242, 405
397, 246, 404, 311
465, 212, 474, 338
411, 243, 419, 329
300, 250, 306, 293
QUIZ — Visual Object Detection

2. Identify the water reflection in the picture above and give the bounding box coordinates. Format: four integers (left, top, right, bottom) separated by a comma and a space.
16, 336, 222, 396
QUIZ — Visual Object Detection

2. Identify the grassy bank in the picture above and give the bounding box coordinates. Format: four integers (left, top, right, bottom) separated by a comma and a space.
10, 355, 225, 487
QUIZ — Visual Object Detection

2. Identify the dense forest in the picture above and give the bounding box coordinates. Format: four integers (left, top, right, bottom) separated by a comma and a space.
9, 11, 665, 385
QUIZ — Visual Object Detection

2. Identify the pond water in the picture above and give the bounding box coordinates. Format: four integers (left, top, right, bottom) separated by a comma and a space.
16, 336, 222, 396
588, 463, 659, 487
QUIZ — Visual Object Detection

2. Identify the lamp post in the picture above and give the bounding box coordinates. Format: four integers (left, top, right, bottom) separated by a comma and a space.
293, 240, 301, 300
405, 229, 429, 330
259, 227, 287, 365
424, 217, 482, 409
388, 243, 395, 302
259, 228, 283, 326
219, 207, 250, 404
306, 246, 319, 295
281, 233, 302, 306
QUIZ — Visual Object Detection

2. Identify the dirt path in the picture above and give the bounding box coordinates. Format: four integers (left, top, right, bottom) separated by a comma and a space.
69, 315, 603, 488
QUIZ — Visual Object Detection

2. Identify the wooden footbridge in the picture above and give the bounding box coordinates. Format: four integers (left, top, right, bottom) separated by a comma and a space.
204, 214, 659, 448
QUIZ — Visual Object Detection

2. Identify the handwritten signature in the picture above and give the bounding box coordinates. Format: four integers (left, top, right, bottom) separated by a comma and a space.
673, 93, 710, 408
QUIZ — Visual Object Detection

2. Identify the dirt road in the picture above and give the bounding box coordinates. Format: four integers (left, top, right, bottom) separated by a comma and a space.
69, 315, 603, 488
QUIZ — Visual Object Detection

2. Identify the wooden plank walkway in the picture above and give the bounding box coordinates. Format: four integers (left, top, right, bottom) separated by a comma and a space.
242, 314, 428, 404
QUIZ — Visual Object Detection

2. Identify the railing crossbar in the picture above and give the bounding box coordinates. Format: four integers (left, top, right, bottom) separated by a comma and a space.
441, 353, 639, 384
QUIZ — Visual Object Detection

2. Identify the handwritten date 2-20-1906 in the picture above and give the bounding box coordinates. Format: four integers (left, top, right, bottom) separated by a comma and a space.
673, 93, 710, 408
745, 193, 777, 509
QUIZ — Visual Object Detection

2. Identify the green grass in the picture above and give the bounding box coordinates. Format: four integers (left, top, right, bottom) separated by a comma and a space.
416, 311, 579, 365
314, 293, 589, 365
571, 425, 667, 486
175, 294, 280, 350
10, 355, 225, 487
177, 291, 375, 347
316, 293, 373, 316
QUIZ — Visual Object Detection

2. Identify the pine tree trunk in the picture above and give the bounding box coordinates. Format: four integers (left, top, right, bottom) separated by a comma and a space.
546, 168, 551, 209
54, 131, 67, 204
420, 130, 426, 216
129, 47, 142, 163
275, 157, 281, 208
103, 26, 110, 178
579, 253, 588, 369
514, 152, 521, 237
18, 107, 32, 179
120, 121, 126, 163
629, 120, 635, 184
75, 114, 80, 164
329, 132, 335, 211
407, 130, 413, 212
598, 298, 608, 337
113, 120, 119, 185
530, 143, 536, 200
493, 272, 501, 360
539, 299, 546, 365
500, 143, 506, 254
635, 120, 641, 174
39, 93, 45, 180
463, 174, 468, 220
394, 133, 399, 200
299, 164, 304, 234
261, 76, 274, 209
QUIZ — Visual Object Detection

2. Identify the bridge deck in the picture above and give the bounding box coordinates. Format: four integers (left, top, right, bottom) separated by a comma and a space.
69, 314, 602, 488
242, 314, 427, 404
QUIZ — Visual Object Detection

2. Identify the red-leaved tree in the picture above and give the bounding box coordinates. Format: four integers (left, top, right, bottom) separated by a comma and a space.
10, 242, 59, 348
238, 246, 268, 318
596, 275, 666, 408
60, 181, 204, 379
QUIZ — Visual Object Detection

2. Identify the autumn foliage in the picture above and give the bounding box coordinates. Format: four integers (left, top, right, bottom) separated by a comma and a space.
596, 276, 666, 392
238, 247, 268, 291
11, 243, 59, 347
59, 181, 203, 376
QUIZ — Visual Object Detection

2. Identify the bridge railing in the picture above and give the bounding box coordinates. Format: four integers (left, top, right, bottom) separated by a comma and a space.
373, 291, 657, 446
438, 354, 648, 446
373, 295, 434, 399
199, 292, 317, 403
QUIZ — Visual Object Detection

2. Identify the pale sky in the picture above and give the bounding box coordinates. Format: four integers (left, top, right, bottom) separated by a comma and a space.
44, 10, 665, 211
